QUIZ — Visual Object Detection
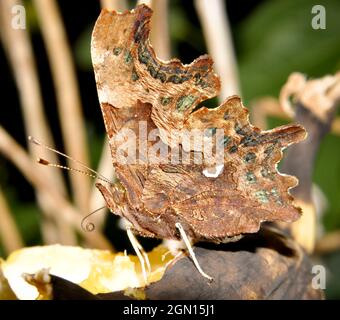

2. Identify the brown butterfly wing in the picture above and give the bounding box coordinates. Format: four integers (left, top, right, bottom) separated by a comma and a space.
91, 5, 219, 215
92, 5, 306, 242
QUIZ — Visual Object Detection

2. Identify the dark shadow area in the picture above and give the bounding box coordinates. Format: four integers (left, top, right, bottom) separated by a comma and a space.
197, 226, 296, 258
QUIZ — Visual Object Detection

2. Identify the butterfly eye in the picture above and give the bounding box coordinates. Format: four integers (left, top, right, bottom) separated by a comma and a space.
111, 183, 126, 205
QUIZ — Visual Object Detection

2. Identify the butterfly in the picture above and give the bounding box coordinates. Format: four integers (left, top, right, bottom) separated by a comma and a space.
91, 5, 306, 279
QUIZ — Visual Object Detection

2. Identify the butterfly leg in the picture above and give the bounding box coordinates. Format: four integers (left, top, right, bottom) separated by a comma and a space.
161, 239, 186, 261
126, 226, 151, 284
175, 222, 213, 281
130, 230, 151, 274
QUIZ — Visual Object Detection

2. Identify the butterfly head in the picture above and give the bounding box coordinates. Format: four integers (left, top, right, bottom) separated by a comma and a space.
95, 180, 126, 214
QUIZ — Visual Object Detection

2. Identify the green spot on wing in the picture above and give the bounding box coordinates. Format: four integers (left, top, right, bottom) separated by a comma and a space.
167, 75, 181, 84
244, 152, 256, 163
255, 190, 269, 203
147, 65, 157, 78
124, 51, 133, 64
113, 47, 122, 56
229, 145, 238, 153
223, 136, 231, 146
156, 72, 166, 83
235, 124, 247, 136
131, 68, 139, 81
205, 127, 217, 137
176, 95, 197, 112
246, 172, 257, 184
138, 46, 151, 64
271, 188, 279, 197
161, 97, 172, 106
261, 168, 274, 180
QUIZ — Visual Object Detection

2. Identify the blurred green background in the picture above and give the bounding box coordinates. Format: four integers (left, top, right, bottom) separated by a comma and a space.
1, 0, 340, 298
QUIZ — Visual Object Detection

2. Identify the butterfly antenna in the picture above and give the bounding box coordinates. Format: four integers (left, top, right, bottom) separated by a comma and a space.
36, 158, 111, 185
28, 136, 112, 185
81, 206, 107, 232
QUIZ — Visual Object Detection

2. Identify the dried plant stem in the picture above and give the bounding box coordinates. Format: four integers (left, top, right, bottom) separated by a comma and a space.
0, 187, 24, 255
327, 76, 340, 102
33, 0, 90, 215
137, 0, 152, 7
0, 126, 113, 250
195, 0, 240, 100
150, 0, 170, 60
100, 0, 128, 11
251, 97, 340, 136
0, 0, 75, 245
0, 0, 64, 190
260, 74, 340, 253
281, 104, 338, 253
250, 98, 283, 130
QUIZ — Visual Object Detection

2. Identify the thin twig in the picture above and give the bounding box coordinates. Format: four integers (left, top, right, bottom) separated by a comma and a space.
194, 0, 240, 101
149, 0, 170, 60
0, 0, 75, 245
33, 0, 91, 215
100, 0, 128, 11
0, 126, 113, 250
279, 72, 340, 123
250, 98, 283, 130
251, 97, 340, 136
137, 0, 152, 7
0, 187, 24, 255
280, 72, 340, 253
0, 0, 65, 192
